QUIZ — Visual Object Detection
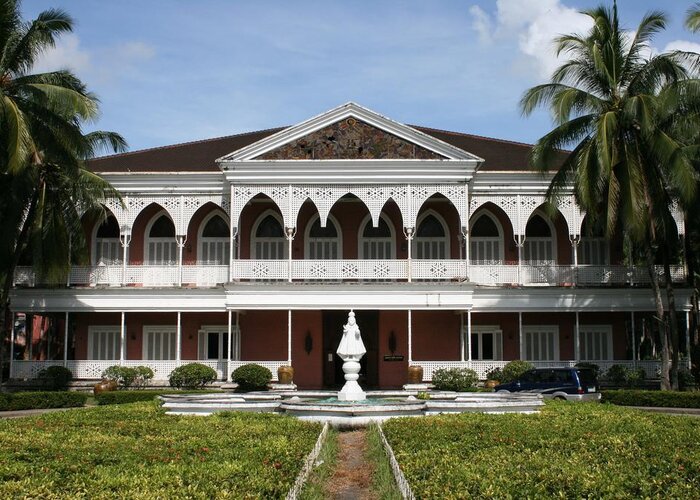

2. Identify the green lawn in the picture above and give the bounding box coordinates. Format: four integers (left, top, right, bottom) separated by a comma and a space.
383, 402, 700, 499
0, 402, 321, 499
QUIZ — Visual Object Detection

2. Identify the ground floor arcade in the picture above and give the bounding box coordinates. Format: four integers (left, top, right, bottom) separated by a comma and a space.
9, 306, 691, 389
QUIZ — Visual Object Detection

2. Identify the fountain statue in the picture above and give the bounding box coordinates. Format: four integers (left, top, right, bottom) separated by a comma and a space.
336, 310, 367, 401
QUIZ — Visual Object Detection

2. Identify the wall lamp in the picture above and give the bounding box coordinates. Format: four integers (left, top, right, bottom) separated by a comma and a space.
304, 330, 313, 355
388, 330, 397, 354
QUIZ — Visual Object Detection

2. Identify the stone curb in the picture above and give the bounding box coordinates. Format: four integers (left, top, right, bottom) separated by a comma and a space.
377, 423, 415, 500
286, 422, 329, 500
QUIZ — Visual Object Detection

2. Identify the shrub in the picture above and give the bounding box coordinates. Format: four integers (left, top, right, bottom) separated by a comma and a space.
102, 366, 138, 388
604, 364, 630, 385
601, 390, 700, 408
678, 369, 695, 390
232, 363, 272, 392
169, 362, 218, 389
37, 366, 73, 391
432, 368, 479, 391
500, 360, 534, 383
574, 362, 601, 378
627, 367, 647, 387
485, 367, 504, 381
0, 391, 87, 411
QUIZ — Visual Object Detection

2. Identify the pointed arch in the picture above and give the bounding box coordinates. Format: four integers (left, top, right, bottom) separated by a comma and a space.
358, 213, 396, 259
304, 213, 343, 259
469, 208, 505, 263
144, 209, 178, 264
90, 206, 123, 265
524, 209, 557, 263
579, 215, 610, 265
251, 209, 287, 259
413, 209, 450, 259
197, 209, 231, 264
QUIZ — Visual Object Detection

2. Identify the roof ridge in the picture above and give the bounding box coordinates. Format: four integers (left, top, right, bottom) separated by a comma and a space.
411, 124, 537, 149
90, 126, 289, 161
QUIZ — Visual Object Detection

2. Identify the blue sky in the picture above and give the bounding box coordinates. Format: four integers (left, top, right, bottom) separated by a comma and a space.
22, 0, 700, 154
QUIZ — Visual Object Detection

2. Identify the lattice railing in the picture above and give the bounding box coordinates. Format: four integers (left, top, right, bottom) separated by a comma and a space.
13, 263, 686, 287
412, 360, 662, 381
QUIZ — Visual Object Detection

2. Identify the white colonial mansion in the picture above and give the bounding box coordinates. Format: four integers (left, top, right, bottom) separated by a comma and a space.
8, 103, 694, 388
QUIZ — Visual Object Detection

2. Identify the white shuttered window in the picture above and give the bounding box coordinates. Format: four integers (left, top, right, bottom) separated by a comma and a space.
88, 326, 120, 360
523, 326, 559, 361
142, 326, 177, 360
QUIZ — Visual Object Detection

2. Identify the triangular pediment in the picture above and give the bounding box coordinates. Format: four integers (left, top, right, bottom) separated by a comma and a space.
217, 102, 483, 163
257, 118, 446, 160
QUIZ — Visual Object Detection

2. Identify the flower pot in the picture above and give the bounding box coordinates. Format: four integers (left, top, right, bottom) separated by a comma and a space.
93, 379, 118, 395
407, 365, 423, 384
484, 379, 500, 389
277, 365, 294, 385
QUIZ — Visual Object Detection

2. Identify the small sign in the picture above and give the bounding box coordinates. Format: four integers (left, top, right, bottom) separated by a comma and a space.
383, 355, 404, 362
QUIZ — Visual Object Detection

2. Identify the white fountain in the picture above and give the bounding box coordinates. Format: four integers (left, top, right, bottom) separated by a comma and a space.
336, 310, 367, 401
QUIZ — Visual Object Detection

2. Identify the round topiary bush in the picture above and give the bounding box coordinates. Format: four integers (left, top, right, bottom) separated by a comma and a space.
500, 360, 534, 383
431, 368, 479, 392
232, 363, 272, 392
37, 365, 73, 391
169, 363, 218, 389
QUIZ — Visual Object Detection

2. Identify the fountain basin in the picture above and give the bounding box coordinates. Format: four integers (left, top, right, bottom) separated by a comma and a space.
279, 398, 425, 427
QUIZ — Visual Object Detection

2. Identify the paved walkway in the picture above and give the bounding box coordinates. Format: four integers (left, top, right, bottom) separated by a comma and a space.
630, 406, 700, 417
0, 406, 89, 419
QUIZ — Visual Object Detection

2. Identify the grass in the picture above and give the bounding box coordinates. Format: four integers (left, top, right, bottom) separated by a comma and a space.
298, 427, 338, 500
383, 402, 700, 499
0, 402, 322, 498
367, 425, 402, 500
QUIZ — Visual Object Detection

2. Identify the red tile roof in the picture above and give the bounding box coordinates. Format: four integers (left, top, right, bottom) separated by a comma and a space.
87, 125, 566, 173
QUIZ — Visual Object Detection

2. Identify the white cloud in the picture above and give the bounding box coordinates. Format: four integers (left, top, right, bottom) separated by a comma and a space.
470, 5, 492, 45
469, 0, 592, 80
31, 35, 155, 85
664, 40, 700, 54
32, 34, 91, 74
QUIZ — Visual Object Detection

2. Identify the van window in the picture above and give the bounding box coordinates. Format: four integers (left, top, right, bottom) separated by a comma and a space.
576, 369, 596, 384
554, 370, 574, 383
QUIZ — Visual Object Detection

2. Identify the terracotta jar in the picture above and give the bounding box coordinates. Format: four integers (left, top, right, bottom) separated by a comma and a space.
407, 365, 424, 384
93, 379, 118, 395
484, 379, 500, 389
277, 366, 294, 385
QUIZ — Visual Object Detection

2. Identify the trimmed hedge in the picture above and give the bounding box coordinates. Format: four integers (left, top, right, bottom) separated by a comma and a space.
602, 390, 700, 408
232, 363, 272, 392
95, 389, 221, 406
383, 403, 700, 498
0, 391, 87, 411
0, 403, 322, 498
169, 362, 218, 389
432, 368, 479, 391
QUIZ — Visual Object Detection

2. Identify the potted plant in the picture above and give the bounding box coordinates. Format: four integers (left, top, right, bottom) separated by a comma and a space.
484, 367, 503, 389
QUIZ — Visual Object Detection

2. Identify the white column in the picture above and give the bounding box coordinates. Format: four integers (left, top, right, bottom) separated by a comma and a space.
227, 310, 232, 381
229, 183, 235, 282
9, 312, 16, 379
459, 313, 465, 362
176, 312, 182, 363
571, 236, 579, 286
516, 237, 524, 285
177, 236, 185, 286
287, 309, 292, 364
120, 232, 131, 286
464, 229, 470, 280
63, 312, 69, 367
574, 312, 580, 362
66, 235, 72, 287
405, 227, 413, 283
631, 312, 636, 367
467, 309, 472, 363
120, 312, 126, 364
687, 311, 692, 370
407, 309, 413, 363
518, 312, 524, 360
286, 228, 294, 283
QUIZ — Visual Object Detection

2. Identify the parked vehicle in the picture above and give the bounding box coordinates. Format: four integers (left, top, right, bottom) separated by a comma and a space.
495, 367, 601, 402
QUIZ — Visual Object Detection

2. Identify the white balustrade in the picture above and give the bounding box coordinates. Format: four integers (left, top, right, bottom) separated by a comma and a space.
14, 263, 687, 287
412, 359, 662, 381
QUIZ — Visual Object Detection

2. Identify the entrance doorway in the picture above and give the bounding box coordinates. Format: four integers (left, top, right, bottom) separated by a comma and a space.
322, 310, 378, 388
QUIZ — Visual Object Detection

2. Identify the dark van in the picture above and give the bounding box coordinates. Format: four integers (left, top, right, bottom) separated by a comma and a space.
494, 367, 601, 401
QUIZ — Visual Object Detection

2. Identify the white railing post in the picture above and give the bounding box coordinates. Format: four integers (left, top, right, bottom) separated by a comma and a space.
176, 312, 182, 365
404, 227, 414, 283
574, 312, 580, 362
177, 236, 185, 287
570, 235, 579, 286
120, 231, 131, 286
407, 309, 413, 363
63, 312, 69, 368
227, 310, 232, 381
286, 228, 295, 283
518, 312, 524, 360
467, 309, 472, 364
687, 310, 692, 370
287, 309, 292, 365
120, 312, 126, 365
631, 312, 636, 368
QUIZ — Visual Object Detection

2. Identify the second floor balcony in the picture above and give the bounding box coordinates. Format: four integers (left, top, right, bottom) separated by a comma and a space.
13, 261, 686, 288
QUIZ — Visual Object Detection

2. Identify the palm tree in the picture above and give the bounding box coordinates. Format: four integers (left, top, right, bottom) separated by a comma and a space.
0, 0, 126, 380
686, 3, 700, 33
520, 1, 700, 389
